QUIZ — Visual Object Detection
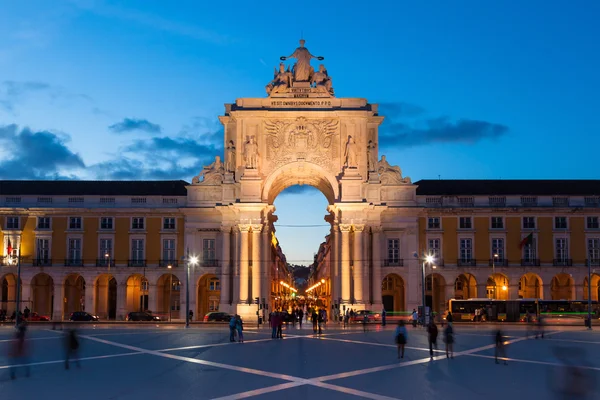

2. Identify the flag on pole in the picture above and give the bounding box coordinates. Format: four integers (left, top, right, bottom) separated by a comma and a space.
6, 238, 12, 255
519, 233, 533, 249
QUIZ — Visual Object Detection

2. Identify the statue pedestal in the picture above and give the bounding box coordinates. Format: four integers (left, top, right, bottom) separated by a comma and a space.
340, 168, 363, 202
240, 168, 261, 202
368, 171, 380, 183
223, 172, 235, 184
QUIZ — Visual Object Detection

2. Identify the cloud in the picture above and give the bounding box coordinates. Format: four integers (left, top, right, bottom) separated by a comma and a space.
0, 124, 85, 179
108, 118, 162, 134
0, 81, 51, 112
378, 102, 509, 148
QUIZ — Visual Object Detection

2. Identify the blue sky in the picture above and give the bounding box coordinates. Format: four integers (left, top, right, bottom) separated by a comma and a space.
1, 1, 599, 264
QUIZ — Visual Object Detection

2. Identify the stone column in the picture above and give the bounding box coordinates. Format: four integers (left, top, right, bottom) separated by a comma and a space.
21, 282, 31, 311
84, 281, 95, 315
232, 229, 240, 305
542, 284, 551, 300
340, 224, 352, 303
147, 283, 156, 314
220, 226, 231, 309
251, 224, 262, 304
238, 224, 250, 304
353, 225, 364, 303
372, 226, 383, 306
262, 227, 270, 308
117, 283, 127, 320
53, 283, 64, 321
331, 224, 341, 305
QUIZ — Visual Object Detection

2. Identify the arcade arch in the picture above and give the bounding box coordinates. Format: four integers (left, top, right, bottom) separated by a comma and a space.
487, 273, 509, 300
550, 273, 574, 300
157, 273, 181, 320
64, 274, 85, 318
454, 273, 477, 299
382, 274, 405, 313
583, 274, 600, 301
1, 273, 20, 314
94, 274, 117, 319
197, 274, 220, 319
31, 273, 53, 316
126, 274, 149, 313
519, 273, 542, 299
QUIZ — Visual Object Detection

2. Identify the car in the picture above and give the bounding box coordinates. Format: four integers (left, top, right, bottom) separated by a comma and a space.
126, 312, 161, 322
69, 311, 99, 321
203, 312, 232, 322
352, 310, 381, 323
26, 312, 50, 322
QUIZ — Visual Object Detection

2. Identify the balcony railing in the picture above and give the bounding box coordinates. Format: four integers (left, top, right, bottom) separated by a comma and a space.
159, 259, 179, 267
489, 258, 509, 267
521, 258, 541, 266
553, 258, 573, 267
457, 258, 477, 267
384, 259, 404, 267
128, 259, 147, 267
33, 258, 52, 266
586, 259, 600, 266
201, 259, 220, 267
96, 259, 115, 267
65, 258, 83, 266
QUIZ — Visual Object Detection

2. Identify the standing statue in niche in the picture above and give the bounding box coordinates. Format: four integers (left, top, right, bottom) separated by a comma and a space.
243, 136, 259, 169
377, 155, 411, 184
344, 136, 358, 168
311, 64, 333, 95
192, 156, 224, 185
367, 140, 377, 172
225, 140, 236, 172
280, 39, 324, 82
265, 63, 293, 95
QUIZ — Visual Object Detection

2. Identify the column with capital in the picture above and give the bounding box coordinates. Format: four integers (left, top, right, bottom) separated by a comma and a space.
238, 225, 250, 304
220, 226, 231, 310
53, 283, 64, 321
84, 280, 95, 315
251, 224, 262, 304
146, 283, 156, 314
231, 228, 240, 304
117, 283, 127, 320
353, 225, 364, 303
340, 224, 352, 303
372, 226, 383, 307
331, 223, 341, 304
261, 226, 270, 308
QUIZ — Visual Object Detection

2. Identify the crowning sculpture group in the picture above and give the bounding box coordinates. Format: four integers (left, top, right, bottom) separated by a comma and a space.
192, 39, 409, 186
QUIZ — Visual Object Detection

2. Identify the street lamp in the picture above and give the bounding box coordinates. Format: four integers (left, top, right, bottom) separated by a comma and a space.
168, 264, 173, 322
492, 253, 499, 299
422, 254, 434, 325
185, 255, 199, 328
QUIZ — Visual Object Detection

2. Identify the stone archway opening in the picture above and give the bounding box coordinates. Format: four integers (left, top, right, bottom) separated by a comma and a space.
126, 274, 149, 313
487, 273, 509, 300
31, 273, 53, 316
1, 273, 20, 314
425, 273, 446, 313
454, 273, 477, 299
158, 273, 181, 321
583, 273, 600, 301
94, 274, 117, 320
198, 274, 220, 319
519, 273, 542, 299
382, 274, 404, 314
64, 274, 85, 319
551, 273, 574, 300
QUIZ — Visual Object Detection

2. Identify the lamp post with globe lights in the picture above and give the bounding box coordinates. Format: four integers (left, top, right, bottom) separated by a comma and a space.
421, 254, 435, 326
167, 264, 173, 322
185, 254, 199, 328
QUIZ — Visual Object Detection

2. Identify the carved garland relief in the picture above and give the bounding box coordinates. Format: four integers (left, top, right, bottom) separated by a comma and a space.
264, 117, 339, 172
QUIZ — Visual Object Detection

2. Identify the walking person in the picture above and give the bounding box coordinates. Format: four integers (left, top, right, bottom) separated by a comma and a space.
312, 309, 318, 334
495, 329, 508, 365
394, 320, 408, 359
10, 323, 30, 379
229, 315, 238, 342
535, 314, 545, 339
64, 329, 80, 370
443, 323, 454, 359
235, 315, 244, 343
317, 309, 324, 334
270, 312, 278, 339
411, 309, 418, 328
382, 308, 386, 327
277, 311, 283, 338
427, 320, 438, 359
298, 309, 304, 328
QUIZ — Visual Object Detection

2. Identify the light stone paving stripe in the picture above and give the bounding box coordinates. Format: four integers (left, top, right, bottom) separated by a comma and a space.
0, 351, 142, 370
308, 335, 446, 353
209, 382, 307, 400
157, 337, 296, 352
465, 353, 600, 371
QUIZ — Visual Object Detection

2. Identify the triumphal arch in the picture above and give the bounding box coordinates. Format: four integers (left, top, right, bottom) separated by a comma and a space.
185, 40, 420, 319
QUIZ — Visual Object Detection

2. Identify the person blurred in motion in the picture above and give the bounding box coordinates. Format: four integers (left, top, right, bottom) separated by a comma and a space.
427, 320, 438, 359
394, 320, 407, 359
495, 329, 508, 365
536, 313, 545, 339
443, 323, 454, 359
235, 315, 244, 343
229, 315, 237, 342
550, 346, 595, 399
411, 309, 418, 327
10, 322, 30, 379
363, 312, 368, 332
65, 328, 80, 369
312, 309, 318, 334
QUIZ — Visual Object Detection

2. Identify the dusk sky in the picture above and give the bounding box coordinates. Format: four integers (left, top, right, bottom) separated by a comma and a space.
1, 1, 599, 265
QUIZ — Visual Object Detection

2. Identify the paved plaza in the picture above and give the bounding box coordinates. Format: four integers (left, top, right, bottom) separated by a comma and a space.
0, 322, 599, 399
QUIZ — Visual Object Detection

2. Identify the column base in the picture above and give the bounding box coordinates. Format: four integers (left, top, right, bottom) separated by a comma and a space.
236, 304, 260, 323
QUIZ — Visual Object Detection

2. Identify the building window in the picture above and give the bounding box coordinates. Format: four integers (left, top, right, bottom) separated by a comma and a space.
208, 298, 219, 312
382, 276, 394, 291
131, 239, 144, 261
523, 217, 535, 230
68, 238, 82, 263
209, 278, 221, 291
163, 239, 176, 262
69, 217, 82, 230
459, 238, 473, 262
203, 239, 216, 263
387, 239, 400, 265
491, 238, 504, 260
37, 197, 52, 204
132, 217, 145, 230
554, 216, 568, 230
427, 217, 440, 229
588, 238, 600, 263
585, 197, 600, 207
5, 197, 21, 204
523, 237, 536, 261
6, 217, 19, 230
428, 238, 441, 259
100, 217, 113, 230
131, 197, 147, 204
100, 238, 113, 258
163, 198, 178, 204
491, 217, 504, 229
36, 239, 50, 263
163, 217, 176, 230
37, 217, 50, 230
587, 217, 599, 230
555, 238, 569, 261
459, 217, 472, 229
